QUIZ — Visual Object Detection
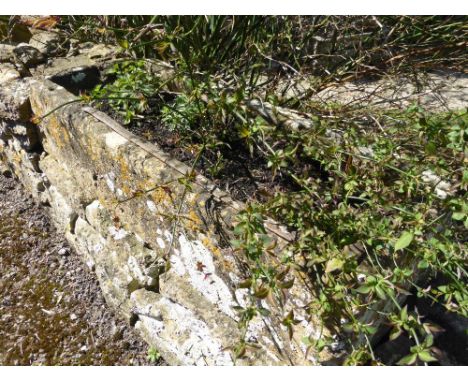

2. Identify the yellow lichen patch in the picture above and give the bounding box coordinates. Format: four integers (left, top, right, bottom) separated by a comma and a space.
98, 195, 115, 211
184, 209, 203, 233
85, 134, 103, 164
44, 114, 70, 151
29, 95, 47, 118
219, 255, 235, 273
201, 236, 222, 258
135, 179, 170, 206
149, 186, 172, 206
12, 151, 23, 165
114, 154, 133, 196
135, 178, 152, 193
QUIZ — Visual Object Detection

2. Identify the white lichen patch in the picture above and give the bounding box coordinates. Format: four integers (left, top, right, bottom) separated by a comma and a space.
156, 237, 166, 249
47, 185, 75, 230
104, 131, 128, 149
246, 316, 266, 341
294, 320, 319, 364
85, 200, 104, 228
262, 314, 285, 351
135, 296, 234, 365
108, 226, 128, 240
170, 249, 186, 276
134, 233, 145, 243
146, 199, 157, 212
92, 243, 103, 253
127, 256, 146, 284
172, 234, 237, 319
104, 172, 115, 192
260, 336, 281, 363
163, 229, 173, 242
234, 286, 249, 309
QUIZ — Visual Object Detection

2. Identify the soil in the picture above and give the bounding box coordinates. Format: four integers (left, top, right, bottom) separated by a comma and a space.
0, 173, 164, 366
98, 103, 299, 203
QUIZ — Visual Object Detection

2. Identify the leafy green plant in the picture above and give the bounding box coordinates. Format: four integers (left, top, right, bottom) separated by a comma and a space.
231, 106, 467, 363
91, 60, 161, 124
147, 347, 161, 363
397, 335, 438, 365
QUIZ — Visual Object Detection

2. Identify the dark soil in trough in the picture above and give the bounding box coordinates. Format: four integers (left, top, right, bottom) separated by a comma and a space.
98, 103, 304, 203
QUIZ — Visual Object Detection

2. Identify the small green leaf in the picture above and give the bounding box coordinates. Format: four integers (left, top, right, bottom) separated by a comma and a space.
418, 259, 429, 269
400, 305, 408, 321
237, 279, 252, 289
235, 343, 246, 358
325, 258, 344, 273
418, 351, 437, 363
389, 328, 403, 341
257, 307, 271, 317
276, 266, 290, 281
375, 285, 386, 300
394, 231, 414, 251
355, 285, 372, 294
397, 353, 418, 365
452, 212, 465, 221
117, 39, 129, 49
425, 334, 434, 347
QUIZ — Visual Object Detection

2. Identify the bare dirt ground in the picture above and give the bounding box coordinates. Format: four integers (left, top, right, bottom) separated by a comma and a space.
0, 173, 162, 365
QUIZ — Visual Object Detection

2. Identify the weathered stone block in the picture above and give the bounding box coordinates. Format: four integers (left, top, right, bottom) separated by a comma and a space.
29, 30, 63, 56
13, 43, 45, 67
0, 43, 15, 63
0, 78, 33, 121
0, 63, 21, 85
86, 44, 119, 60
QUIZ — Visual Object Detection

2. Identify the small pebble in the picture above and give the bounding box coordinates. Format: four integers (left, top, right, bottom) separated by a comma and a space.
58, 247, 70, 256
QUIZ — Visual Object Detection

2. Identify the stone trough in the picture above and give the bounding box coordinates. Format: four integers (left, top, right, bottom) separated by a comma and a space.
0, 30, 332, 366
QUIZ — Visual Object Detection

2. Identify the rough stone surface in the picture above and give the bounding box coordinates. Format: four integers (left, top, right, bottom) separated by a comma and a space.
28, 30, 63, 56
0, 78, 33, 121
0, 44, 15, 63
0, 63, 21, 85
313, 70, 468, 111
0, 120, 40, 152
85, 44, 119, 60
13, 43, 45, 67
272, 70, 468, 112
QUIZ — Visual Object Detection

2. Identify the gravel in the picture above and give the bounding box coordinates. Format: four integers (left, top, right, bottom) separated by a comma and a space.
0, 173, 163, 365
